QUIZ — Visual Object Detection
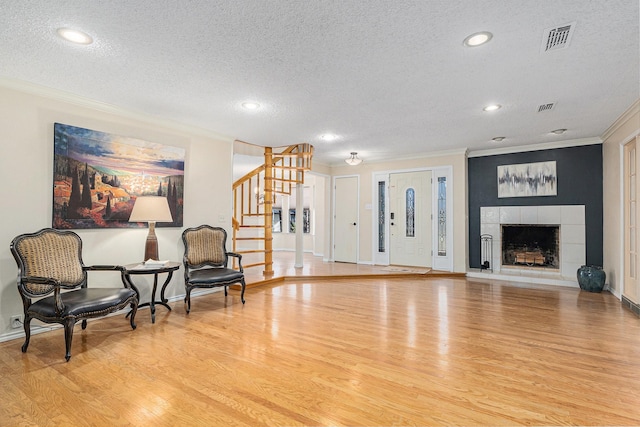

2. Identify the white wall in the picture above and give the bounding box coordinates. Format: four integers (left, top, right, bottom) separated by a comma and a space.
0, 82, 234, 339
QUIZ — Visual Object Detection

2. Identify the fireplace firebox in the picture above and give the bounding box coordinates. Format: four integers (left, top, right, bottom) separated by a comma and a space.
501, 224, 560, 269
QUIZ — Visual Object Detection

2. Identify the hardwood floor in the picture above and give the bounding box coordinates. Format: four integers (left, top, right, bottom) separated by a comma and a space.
1, 258, 639, 426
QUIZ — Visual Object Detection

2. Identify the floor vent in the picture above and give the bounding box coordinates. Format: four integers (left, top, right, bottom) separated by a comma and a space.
541, 22, 576, 52
537, 102, 556, 112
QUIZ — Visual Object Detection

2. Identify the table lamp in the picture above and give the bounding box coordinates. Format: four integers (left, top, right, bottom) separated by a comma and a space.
129, 196, 173, 261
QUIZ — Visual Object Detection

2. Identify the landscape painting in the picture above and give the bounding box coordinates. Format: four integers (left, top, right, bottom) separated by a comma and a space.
53, 123, 185, 229
497, 161, 557, 198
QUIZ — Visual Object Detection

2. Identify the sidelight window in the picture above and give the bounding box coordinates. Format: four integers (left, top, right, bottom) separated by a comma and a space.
437, 177, 447, 256
378, 181, 385, 252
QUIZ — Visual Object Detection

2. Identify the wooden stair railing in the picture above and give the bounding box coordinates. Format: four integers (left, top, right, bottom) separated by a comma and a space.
232, 143, 313, 276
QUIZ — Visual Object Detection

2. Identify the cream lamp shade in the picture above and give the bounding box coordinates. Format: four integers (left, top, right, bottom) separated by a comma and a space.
129, 196, 173, 261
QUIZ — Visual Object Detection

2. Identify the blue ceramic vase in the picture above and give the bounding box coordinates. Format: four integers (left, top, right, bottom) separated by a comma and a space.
576, 265, 606, 293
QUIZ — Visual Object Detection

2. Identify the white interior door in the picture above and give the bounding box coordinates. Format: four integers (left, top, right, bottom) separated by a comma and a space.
334, 176, 358, 263
624, 138, 639, 302
389, 171, 432, 267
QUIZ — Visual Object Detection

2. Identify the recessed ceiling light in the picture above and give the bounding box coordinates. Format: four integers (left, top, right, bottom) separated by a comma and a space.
492, 137, 505, 142
241, 102, 260, 110
551, 128, 567, 135
320, 133, 338, 141
57, 28, 93, 45
483, 104, 501, 112
463, 31, 493, 47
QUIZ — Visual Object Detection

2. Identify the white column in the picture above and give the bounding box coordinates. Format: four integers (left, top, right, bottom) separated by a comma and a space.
295, 167, 304, 268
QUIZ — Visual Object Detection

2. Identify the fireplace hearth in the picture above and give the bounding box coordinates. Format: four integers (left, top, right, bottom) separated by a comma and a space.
501, 224, 560, 269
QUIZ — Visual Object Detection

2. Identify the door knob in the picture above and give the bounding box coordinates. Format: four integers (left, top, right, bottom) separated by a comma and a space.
352, 222, 357, 226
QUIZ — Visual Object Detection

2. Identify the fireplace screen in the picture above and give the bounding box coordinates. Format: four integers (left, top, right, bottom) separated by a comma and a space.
501, 225, 560, 269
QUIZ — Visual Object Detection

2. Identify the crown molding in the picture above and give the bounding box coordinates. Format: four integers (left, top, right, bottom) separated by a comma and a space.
467, 137, 602, 158
329, 147, 469, 167
601, 98, 640, 141
0, 78, 235, 142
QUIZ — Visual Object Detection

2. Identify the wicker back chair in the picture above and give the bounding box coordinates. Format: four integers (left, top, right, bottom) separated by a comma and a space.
181, 225, 246, 313
10, 228, 138, 361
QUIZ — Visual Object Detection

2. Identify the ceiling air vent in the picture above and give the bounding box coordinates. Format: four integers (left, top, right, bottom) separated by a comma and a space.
537, 102, 555, 112
541, 22, 576, 52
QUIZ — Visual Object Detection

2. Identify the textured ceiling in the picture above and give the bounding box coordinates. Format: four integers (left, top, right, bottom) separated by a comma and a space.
1, 1, 638, 166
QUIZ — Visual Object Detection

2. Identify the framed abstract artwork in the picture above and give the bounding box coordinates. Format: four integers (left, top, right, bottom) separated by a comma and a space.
497, 161, 557, 198
53, 123, 185, 229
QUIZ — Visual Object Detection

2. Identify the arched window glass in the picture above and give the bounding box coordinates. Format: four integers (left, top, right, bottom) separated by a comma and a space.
406, 188, 415, 237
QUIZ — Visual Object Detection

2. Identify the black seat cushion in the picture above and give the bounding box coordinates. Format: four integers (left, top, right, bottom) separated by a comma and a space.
28, 288, 136, 318
188, 267, 244, 285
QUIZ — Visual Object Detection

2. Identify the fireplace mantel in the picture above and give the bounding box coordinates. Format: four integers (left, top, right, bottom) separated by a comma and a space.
473, 205, 585, 287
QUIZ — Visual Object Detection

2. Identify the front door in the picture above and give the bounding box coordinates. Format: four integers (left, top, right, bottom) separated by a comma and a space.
389, 171, 432, 267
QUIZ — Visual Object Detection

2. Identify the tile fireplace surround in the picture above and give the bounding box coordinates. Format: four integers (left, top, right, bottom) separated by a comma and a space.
469, 205, 585, 287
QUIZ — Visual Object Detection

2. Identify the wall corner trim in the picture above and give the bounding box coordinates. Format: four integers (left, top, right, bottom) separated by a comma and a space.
601, 98, 640, 142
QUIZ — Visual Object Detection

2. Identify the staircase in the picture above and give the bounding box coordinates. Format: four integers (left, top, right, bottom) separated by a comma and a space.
232, 144, 313, 276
